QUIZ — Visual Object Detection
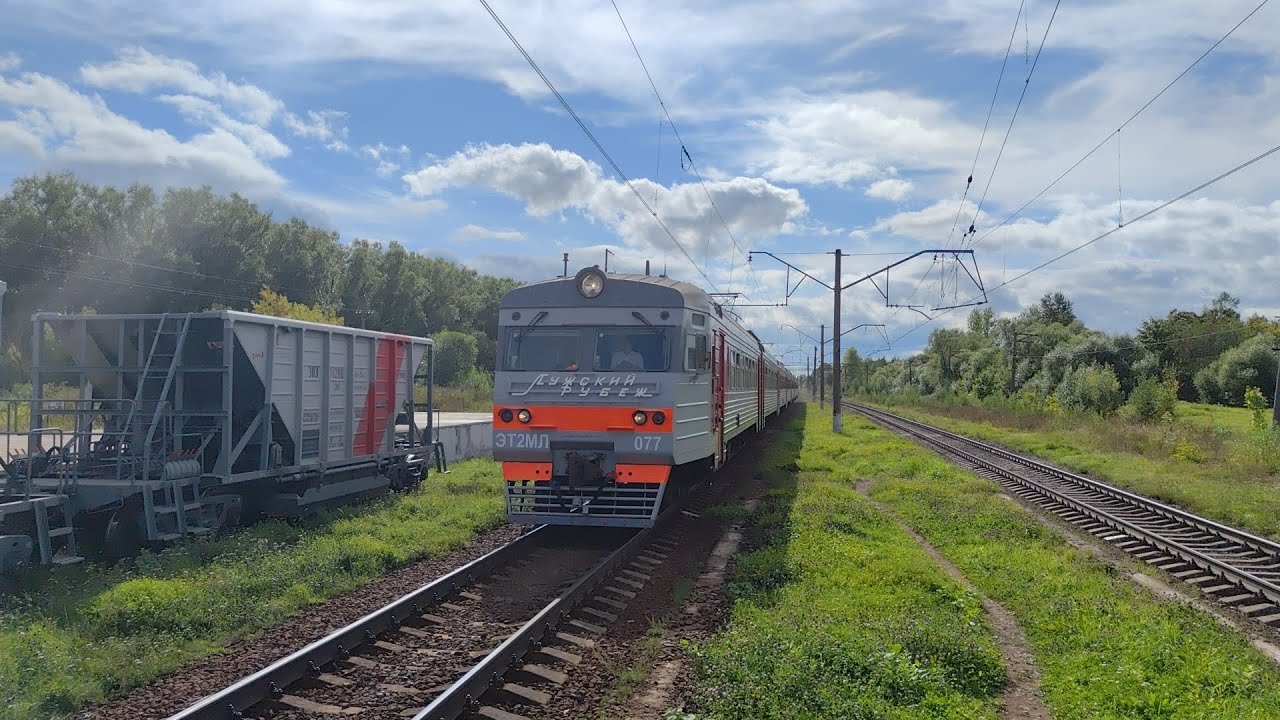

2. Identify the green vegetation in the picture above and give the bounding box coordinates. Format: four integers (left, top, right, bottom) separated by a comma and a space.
249, 287, 345, 325
0, 459, 505, 720
835, 290, 1280, 418
867, 396, 1280, 540
0, 172, 518, 394
684, 405, 1280, 719
844, 409, 1280, 719
685, 406, 1008, 719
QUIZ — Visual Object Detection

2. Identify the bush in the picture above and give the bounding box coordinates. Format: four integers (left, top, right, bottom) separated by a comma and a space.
433, 330, 480, 387
1195, 335, 1277, 406
1124, 375, 1179, 422
1055, 364, 1123, 416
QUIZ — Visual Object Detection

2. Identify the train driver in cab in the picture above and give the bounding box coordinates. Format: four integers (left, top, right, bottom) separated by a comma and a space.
610, 336, 645, 371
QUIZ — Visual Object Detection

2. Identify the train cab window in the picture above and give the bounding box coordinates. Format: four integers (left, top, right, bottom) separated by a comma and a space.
594, 330, 670, 372
686, 333, 707, 370
503, 328, 583, 371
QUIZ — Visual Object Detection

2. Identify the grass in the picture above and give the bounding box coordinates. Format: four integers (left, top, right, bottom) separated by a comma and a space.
0, 459, 506, 720
862, 395, 1280, 540
598, 621, 669, 718
1, 383, 81, 432
416, 384, 492, 412
683, 406, 1008, 719
1178, 400, 1257, 433
836, 409, 1280, 719
680, 404, 1280, 719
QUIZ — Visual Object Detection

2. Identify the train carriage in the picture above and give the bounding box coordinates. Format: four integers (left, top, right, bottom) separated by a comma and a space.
493, 266, 798, 527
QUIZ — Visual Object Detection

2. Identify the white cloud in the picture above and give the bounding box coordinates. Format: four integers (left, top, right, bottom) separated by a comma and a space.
0, 121, 45, 157
866, 177, 913, 202
453, 224, 525, 242
0, 53, 19, 72
361, 142, 413, 178
80, 46, 283, 124
158, 93, 290, 159
402, 142, 807, 283
283, 109, 349, 152
749, 90, 982, 186
0, 69, 285, 191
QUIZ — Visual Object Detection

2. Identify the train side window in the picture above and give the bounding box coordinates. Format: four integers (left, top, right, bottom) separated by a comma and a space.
686, 333, 708, 370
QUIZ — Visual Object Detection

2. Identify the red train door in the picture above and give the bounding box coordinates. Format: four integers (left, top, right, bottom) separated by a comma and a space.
712, 330, 726, 467
757, 351, 765, 430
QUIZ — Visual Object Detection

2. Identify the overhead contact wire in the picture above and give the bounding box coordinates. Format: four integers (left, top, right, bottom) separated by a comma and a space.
477, 0, 719, 292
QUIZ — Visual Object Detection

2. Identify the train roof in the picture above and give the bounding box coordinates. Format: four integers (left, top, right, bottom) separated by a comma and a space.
501, 268, 796, 378
500, 269, 715, 312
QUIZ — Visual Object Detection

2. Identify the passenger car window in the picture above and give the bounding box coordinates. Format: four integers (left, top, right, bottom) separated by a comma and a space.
686, 333, 707, 370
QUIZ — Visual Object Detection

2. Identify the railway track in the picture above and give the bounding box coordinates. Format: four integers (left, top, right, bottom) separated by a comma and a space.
163, 491, 706, 720
849, 402, 1280, 628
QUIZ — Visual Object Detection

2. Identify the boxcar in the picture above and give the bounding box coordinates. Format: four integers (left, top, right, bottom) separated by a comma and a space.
493, 266, 798, 527
0, 311, 433, 570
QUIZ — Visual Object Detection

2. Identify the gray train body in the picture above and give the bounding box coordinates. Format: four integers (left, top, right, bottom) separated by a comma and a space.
494, 267, 798, 527
0, 311, 434, 572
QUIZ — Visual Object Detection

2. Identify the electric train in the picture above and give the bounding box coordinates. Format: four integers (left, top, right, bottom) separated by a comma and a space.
492, 266, 798, 527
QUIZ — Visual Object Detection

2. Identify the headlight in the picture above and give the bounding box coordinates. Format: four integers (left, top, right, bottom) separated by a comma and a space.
575, 267, 605, 298
633, 410, 647, 425
499, 409, 514, 423
652, 411, 666, 425
518, 409, 532, 424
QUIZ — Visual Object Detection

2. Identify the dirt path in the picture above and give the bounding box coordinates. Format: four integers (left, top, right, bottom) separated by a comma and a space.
855, 480, 1051, 720
623, 497, 758, 719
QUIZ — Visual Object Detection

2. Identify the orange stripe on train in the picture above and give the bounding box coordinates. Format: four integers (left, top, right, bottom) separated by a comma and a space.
502, 461, 671, 484
493, 405, 673, 433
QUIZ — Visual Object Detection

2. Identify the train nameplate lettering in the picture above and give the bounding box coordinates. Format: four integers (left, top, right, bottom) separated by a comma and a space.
511, 373, 657, 399
494, 432, 550, 450
305, 365, 321, 380
302, 410, 321, 424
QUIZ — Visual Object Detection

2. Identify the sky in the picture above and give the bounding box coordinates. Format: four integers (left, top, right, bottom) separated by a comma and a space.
1, 0, 1278, 370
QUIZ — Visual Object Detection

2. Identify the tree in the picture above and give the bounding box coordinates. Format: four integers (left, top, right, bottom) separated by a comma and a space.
251, 288, 345, 325
1055, 364, 1123, 415
1193, 334, 1277, 406
0, 172, 523, 390
433, 330, 480, 386
967, 308, 995, 338
1030, 292, 1076, 326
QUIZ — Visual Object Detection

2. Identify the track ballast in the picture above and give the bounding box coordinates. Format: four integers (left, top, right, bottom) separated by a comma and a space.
849, 402, 1280, 627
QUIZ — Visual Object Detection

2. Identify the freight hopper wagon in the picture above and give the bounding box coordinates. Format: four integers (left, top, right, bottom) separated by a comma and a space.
495, 266, 799, 528
0, 311, 433, 572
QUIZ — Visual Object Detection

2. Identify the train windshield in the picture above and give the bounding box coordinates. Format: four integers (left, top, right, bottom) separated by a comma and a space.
502, 326, 672, 372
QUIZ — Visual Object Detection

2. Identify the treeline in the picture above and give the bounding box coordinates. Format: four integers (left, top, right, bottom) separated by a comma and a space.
0, 173, 521, 388
841, 291, 1280, 419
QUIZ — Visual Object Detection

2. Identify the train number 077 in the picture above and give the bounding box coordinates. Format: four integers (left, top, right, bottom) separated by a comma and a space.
633, 435, 662, 451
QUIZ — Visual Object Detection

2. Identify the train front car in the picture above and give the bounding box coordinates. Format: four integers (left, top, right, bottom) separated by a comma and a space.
494, 267, 709, 527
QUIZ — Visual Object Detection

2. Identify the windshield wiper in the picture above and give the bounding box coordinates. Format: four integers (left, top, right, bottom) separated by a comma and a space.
515, 311, 549, 342
631, 311, 665, 336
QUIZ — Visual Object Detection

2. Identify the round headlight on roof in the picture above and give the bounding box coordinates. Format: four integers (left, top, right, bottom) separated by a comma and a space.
575, 267, 606, 298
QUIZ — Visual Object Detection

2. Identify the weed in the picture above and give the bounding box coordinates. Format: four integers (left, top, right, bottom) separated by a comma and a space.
865, 397, 1280, 539
0, 459, 505, 720
844, 410, 1280, 718
685, 407, 1006, 719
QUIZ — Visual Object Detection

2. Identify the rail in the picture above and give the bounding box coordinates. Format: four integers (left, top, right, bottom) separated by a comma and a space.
413, 500, 662, 719
165, 526, 550, 720
849, 402, 1280, 619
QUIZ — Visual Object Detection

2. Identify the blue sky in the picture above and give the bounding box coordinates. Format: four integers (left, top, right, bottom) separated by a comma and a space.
1, 0, 1278, 368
